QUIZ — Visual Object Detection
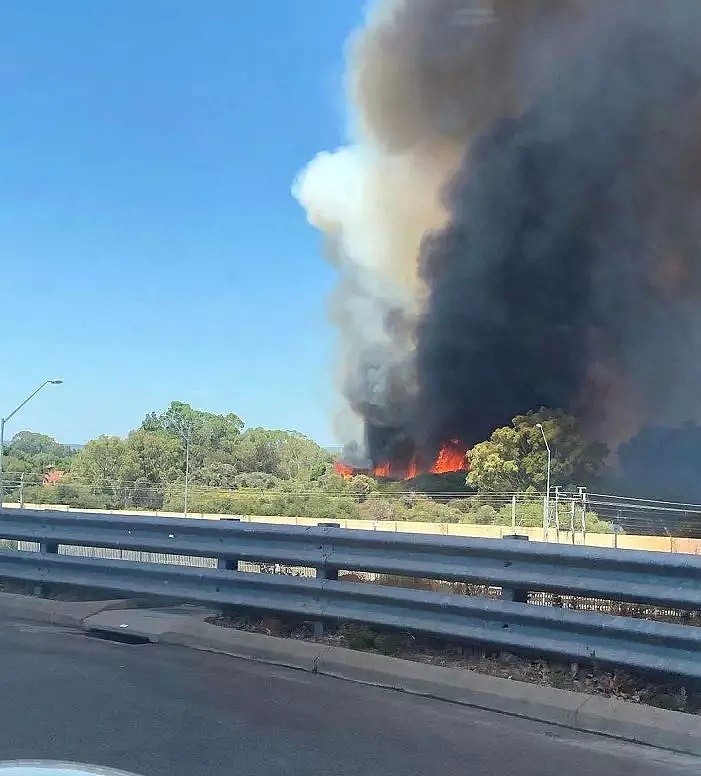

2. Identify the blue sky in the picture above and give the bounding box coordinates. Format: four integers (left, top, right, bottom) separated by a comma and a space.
1, 0, 362, 445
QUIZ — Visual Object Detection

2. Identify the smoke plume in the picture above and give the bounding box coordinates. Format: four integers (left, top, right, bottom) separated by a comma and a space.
294, 0, 701, 469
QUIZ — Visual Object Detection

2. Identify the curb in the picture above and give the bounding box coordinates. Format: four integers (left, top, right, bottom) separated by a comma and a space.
2, 593, 699, 756
0, 591, 148, 628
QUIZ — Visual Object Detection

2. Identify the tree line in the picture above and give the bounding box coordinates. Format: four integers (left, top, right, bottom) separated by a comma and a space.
0, 402, 610, 531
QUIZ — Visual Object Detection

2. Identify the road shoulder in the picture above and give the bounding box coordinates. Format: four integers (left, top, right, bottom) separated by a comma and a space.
2, 592, 698, 757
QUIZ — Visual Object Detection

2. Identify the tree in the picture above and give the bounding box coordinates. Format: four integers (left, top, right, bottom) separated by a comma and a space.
142, 400, 245, 482
467, 409, 607, 493
228, 428, 279, 475
4, 431, 75, 482
7, 431, 71, 461
270, 431, 330, 480
120, 430, 182, 508
229, 428, 329, 480
69, 435, 127, 503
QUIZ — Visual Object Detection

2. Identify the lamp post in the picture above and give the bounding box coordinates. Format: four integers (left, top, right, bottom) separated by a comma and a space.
536, 423, 551, 539
183, 430, 191, 517
0, 379, 63, 508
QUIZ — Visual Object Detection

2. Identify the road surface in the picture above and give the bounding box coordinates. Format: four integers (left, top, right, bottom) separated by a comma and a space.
0, 617, 696, 775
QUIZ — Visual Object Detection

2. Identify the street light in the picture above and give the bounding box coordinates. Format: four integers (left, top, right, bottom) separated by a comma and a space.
536, 423, 551, 539
0, 379, 63, 508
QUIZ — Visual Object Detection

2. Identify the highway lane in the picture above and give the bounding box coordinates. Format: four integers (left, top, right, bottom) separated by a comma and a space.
0, 618, 696, 775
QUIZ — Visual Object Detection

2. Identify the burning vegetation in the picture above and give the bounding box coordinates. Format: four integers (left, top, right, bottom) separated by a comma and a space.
334, 440, 468, 481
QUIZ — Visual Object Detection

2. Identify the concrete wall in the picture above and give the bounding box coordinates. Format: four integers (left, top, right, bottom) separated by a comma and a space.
4, 502, 698, 554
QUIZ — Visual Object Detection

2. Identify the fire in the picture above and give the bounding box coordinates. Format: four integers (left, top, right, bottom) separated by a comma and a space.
373, 462, 392, 478
333, 461, 354, 480
430, 440, 468, 474
334, 440, 468, 481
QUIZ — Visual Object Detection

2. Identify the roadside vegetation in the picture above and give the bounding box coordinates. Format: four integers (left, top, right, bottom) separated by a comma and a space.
1, 402, 611, 532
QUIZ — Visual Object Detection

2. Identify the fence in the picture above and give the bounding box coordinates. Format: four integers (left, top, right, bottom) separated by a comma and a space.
0, 508, 700, 678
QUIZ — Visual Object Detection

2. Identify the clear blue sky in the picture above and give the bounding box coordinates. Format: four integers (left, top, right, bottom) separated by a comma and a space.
1, 0, 362, 445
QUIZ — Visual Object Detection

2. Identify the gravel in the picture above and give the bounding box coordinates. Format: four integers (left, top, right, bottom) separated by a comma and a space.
206, 610, 701, 715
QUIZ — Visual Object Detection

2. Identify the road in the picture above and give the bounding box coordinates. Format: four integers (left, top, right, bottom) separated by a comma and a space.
0, 618, 696, 775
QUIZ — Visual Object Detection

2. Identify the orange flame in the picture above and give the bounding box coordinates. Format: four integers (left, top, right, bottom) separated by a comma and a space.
406, 458, 418, 479
373, 462, 392, 478
334, 440, 468, 481
333, 461, 354, 480
430, 440, 468, 474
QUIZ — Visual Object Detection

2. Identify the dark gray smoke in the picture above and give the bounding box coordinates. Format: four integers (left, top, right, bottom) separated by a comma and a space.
296, 1, 701, 470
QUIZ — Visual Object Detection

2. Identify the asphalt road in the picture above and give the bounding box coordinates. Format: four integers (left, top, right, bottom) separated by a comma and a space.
0, 619, 697, 775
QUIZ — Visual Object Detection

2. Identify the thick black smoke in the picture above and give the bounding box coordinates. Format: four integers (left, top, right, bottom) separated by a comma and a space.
297, 1, 701, 476
410, 3, 701, 462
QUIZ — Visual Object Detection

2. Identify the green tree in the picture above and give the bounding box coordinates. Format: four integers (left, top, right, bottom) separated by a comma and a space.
3, 431, 75, 483
230, 428, 329, 480
142, 400, 245, 482
467, 409, 607, 493
120, 430, 182, 508
7, 431, 72, 461
69, 435, 127, 503
271, 431, 330, 480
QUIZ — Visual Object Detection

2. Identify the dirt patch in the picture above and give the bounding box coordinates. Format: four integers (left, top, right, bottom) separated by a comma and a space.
205, 610, 701, 715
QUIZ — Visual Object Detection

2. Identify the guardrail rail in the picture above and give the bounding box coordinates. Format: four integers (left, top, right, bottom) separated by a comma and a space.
0, 508, 699, 678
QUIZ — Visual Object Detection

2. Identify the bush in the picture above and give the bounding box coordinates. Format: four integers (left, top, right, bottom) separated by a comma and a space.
23, 484, 112, 510
164, 487, 363, 521
470, 505, 499, 524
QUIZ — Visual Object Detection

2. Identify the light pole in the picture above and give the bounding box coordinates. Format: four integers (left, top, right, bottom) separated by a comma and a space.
0, 379, 63, 508
183, 430, 191, 517
536, 423, 551, 539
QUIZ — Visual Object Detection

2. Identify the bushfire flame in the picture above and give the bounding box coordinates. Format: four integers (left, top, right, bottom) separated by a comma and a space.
333, 462, 354, 479
334, 441, 467, 481
430, 440, 468, 474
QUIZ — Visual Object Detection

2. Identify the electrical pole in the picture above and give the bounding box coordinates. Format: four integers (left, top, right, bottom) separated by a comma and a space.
536, 424, 551, 541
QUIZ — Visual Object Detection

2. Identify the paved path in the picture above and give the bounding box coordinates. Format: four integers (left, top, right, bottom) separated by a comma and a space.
0, 618, 697, 775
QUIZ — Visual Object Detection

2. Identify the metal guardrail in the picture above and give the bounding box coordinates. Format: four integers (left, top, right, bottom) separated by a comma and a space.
2, 509, 700, 606
0, 509, 700, 678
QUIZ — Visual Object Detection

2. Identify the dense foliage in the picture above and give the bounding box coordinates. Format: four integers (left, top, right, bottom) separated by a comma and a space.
467, 410, 607, 493
1, 401, 609, 531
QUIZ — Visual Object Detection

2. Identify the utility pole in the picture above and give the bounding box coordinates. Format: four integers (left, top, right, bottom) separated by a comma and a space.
183, 431, 191, 517
578, 487, 588, 544
570, 499, 576, 544
536, 424, 551, 541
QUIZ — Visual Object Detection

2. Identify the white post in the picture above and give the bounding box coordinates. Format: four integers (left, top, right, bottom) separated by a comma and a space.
536, 424, 551, 541
0, 417, 5, 510
570, 499, 575, 544
183, 434, 190, 517
511, 494, 516, 530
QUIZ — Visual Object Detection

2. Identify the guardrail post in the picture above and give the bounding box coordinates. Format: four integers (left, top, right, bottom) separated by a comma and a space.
35, 540, 59, 597
500, 535, 529, 604
216, 518, 241, 618
217, 518, 241, 572
314, 522, 340, 637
